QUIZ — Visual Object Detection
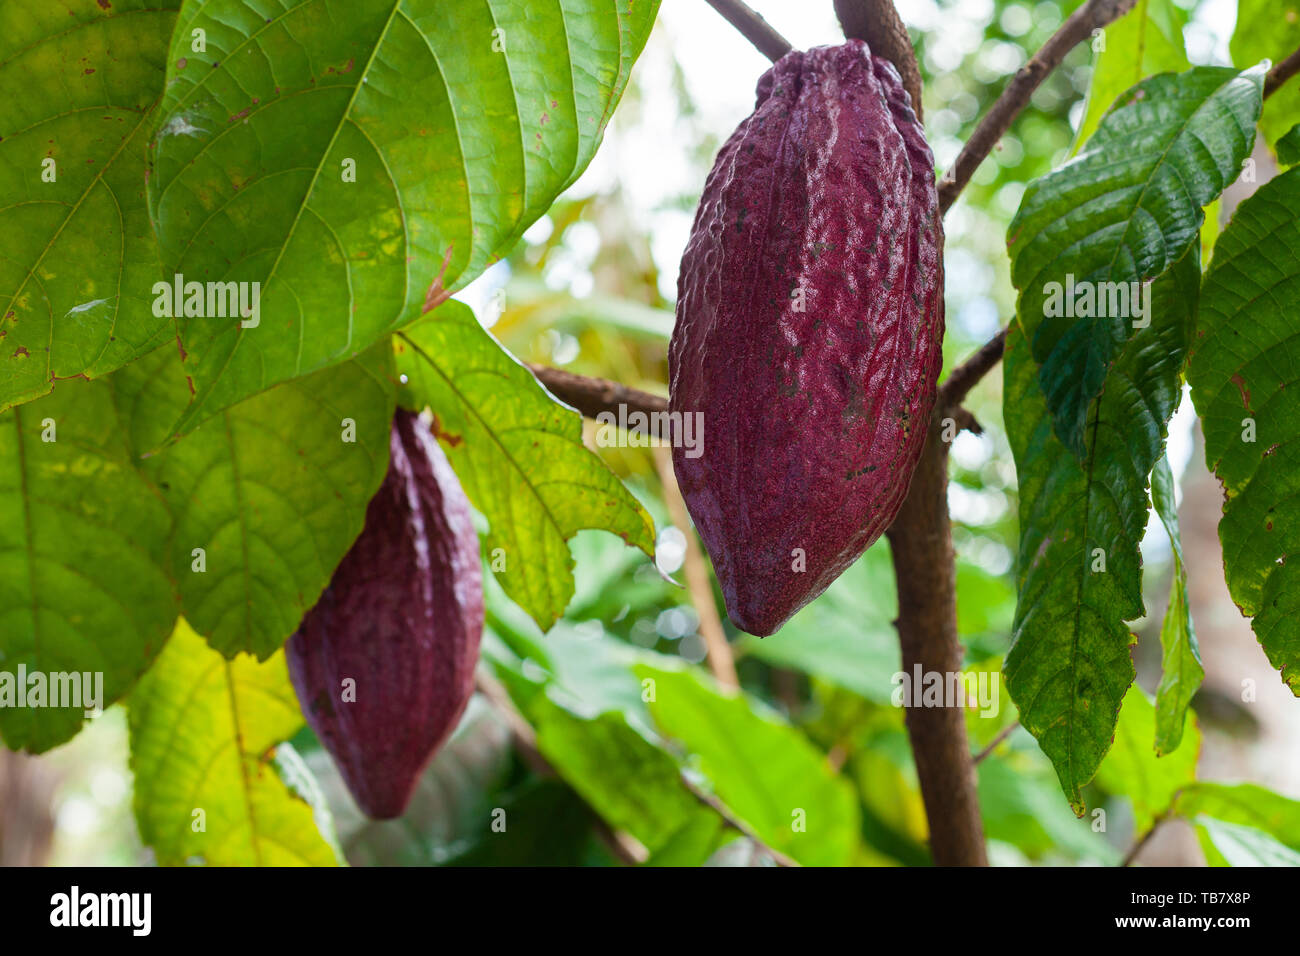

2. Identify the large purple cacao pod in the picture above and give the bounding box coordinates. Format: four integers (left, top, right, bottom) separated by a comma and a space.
669, 41, 944, 637
287, 409, 484, 819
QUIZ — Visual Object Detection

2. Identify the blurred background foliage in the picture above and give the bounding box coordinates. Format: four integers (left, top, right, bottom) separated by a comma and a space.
26, 0, 1300, 868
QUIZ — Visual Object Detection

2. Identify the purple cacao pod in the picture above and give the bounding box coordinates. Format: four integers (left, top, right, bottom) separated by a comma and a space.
287, 408, 484, 819
669, 41, 943, 636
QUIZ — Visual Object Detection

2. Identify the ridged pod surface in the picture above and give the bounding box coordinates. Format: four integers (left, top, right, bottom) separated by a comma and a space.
669, 40, 943, 636
287, 409, 483, 819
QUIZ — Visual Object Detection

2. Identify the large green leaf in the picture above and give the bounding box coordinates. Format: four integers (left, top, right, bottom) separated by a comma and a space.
1094, 684, 1199, 832
396, 302, 654, 629
1150, 454, 1203, 753
1187, 166, 1300, 693
0, 378, 176, 752
1072, 0, 1189, 151
636, 663, 861, 867
1010, 65, 1263, 455
1233, 0, 1300, 148
148, 0, 660, 436
110, 342, 394, 660
0, 1, 179, 413
1004, 244, 1199, 812
128, 619, 340, 866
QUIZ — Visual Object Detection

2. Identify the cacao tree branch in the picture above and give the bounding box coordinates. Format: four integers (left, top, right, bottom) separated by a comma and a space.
1265, 45, 1300, 98
938, 327, 1008, 410
528, 364, 666, 432
1120, 815, 1166, 867
704, 0, 793, 63
937, 0, 1137, 214
833, 0, 925, 119
884, 421, 989, 866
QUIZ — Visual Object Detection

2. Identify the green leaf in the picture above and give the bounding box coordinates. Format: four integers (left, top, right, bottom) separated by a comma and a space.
1277, 123, 1300, 166
1010, 65, 1263, 455
0, 1, 179, 413
480, 622, 713, 856
532, 706, 708, 855
642, 814, 732, 867
1072, 0, 1190, 152
1003, 243, 1200, 812
1175, 781, 1300, 850
0, 379, 176, 752
128, 619, 340, 866
109, 342, 394, 660
1195, 817, 1300, 866
1232, 0, 1300, 147
1187, 166, 1300, 694
1150, 454, 1203, 754
635, 663, 861, 867
149, 0, 660, 435
1094, 684, 1199, 832
395, 302, 654, 629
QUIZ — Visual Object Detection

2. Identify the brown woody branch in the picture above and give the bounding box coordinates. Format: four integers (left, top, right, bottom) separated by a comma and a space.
527, 364, 666, 424
938, 327, 1007, 411
833, 0, 925, 119
1265, 44, 1300, 98
937, 0, 1137, 214
703, 0, 793, 63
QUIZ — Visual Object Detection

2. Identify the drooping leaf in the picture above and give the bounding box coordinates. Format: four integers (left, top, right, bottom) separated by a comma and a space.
1003, 243, 1199, 812
635, 663, 861, 867
1010, 65, 1262, 455
395, 301, 654, 629
1094, 684, 1199, 832
1072, 0, 1190, 151
1149, 454, 1203, 754
0, 378, 176, 752
1195, 817, 1300, 866
148, 0, 660, 436
1232, 0, 1300, 147
128, 619, 340, 866
1187, 165, 1300, 694
0, 1, 179, 413
109, 342, 394, 660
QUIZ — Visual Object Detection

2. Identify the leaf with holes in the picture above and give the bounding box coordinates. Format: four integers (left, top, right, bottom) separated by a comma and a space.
1010, 65, 1262, 456
109, 341, 394, 660
1004, 243, 1198, 812
0, 377, 176, 752
394, 301, 654, 629
129, 618, 341, 866
0, 1, 179, 414
1187, 165, 1300, 695
147, 0, 660, 438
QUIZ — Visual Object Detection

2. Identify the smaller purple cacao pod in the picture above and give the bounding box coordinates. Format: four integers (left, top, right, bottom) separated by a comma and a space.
287, 409, 484, 819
